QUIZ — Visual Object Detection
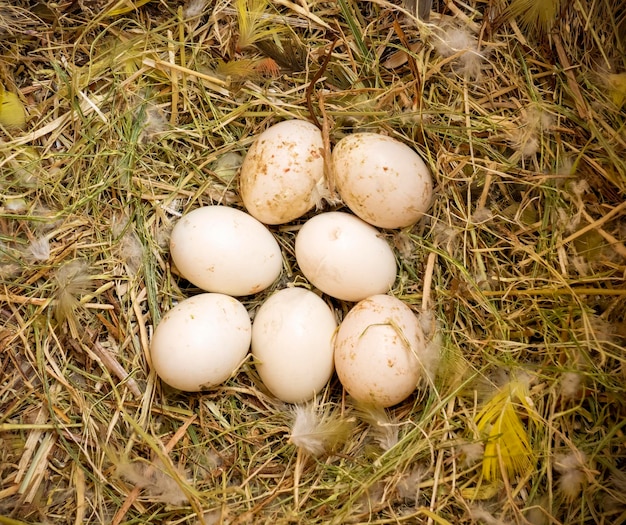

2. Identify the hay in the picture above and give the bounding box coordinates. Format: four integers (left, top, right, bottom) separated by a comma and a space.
1, 0, 625, 523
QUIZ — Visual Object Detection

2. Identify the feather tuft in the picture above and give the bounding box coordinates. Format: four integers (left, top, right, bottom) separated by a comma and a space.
354, 403, 399, 451
558, 371, 584, 401
395, 466, 427, 502
432, 23, 487, 80
183, 0, 207, 19
416, 309, 442, 386
457, 440, 485, 467
116, 459, 189, 506
554, 451, 587, 501
28, 235, 51, 261
53, 259, 95, 335
288, 400, 352, 456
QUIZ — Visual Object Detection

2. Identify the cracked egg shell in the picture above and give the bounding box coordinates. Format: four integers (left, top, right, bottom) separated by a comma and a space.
240, 120, 326, 225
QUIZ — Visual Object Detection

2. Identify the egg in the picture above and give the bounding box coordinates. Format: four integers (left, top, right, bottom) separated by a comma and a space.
239, 119, 326, 225
150, 293, 251, 392
333, 294, 426, 407
170, 205, 282, 296
295, 211, 397, 302
332, 133, 433, 229
251, 287, 337, 403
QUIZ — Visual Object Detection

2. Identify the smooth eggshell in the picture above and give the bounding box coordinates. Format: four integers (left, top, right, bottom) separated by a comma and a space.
170, 205, 282, 296
150, 293, 251, 391
333, 294, 426, 407
240, 120, 326, 225
252, 288, 337, 403
332, 133, 433, 229
295, 212, 397, 302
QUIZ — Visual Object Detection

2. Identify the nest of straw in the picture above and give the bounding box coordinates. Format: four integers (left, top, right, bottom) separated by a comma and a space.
1, 0, 625, 523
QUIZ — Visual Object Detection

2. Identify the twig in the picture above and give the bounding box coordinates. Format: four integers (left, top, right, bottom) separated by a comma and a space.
552, 32, 588, 120
422, 251, 437, 311
306, 38, 338, 130
393, 19, 422, 108
167, 30, 179, 125
89, 333, 143, 398
481, 287, 626, 297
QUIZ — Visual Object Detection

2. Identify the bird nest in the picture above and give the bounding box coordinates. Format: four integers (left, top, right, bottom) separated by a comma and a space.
1, 0, 625, 523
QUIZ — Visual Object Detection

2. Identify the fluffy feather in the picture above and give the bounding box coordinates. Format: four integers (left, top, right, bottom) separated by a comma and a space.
432, 24, 487, 79
395, 466, 427, 501
288, 401, 352, 456
559, 371, 584, 401
116, 459, 188, 506
355, 403, 399, 451
417, 309, 442, 386
183, 0, 207, 19
457, 441, 485, 467
53, 259, 95, 335
28, 236, 51, 261
554, 451, 587, 501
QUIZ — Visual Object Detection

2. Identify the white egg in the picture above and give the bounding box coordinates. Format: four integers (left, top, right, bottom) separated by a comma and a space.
150, 293, 251, 392
295, 212, 397, 302
332, 133, 433, 229
333, 294, 426, 407
239, 120, 326, 225
251, 287, 337, 403
170, 205, 282, 296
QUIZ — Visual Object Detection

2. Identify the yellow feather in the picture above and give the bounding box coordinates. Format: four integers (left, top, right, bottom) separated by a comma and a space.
606, 73, 626, 108
504, 0, 563, 34
460, 482, 502, 500
214, 58, 260, 81
236, 0, 287, 52
475, 379, 535, 481
0, 86, 26, 129
106, 0, 153, 17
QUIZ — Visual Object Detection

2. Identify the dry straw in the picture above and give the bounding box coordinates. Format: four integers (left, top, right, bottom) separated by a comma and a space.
1, 0, 625, 523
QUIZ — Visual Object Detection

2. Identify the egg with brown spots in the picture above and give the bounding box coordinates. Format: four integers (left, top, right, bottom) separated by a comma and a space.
332, 133, 433, 229
240, 120, 327, 225
333, 294, 427, 407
